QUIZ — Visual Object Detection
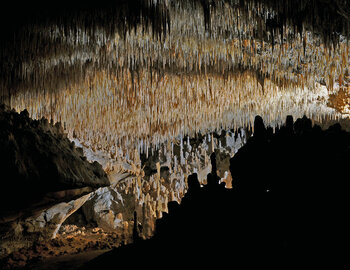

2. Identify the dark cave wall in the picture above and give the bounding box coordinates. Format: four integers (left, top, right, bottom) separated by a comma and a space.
83, 115, 350, 268
0, 103, 109, 223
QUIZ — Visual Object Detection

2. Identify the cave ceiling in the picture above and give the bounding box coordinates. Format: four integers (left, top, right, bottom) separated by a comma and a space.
1, 0, 350, 159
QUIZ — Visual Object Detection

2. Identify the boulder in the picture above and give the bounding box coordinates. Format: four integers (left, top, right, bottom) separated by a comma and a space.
21, 192, 92, 239
0, 104, 110, 223
82, 186, 135, 232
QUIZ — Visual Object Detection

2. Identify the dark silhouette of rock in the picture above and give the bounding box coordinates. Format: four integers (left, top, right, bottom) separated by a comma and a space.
187, 173, 200, 193
253, 115, 267, 139
80, 115, 348, 268
286, 115, 294, 132
0, 104, 109, 223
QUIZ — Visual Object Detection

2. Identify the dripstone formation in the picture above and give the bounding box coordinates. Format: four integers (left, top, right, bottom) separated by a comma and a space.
82, 115, 349, 268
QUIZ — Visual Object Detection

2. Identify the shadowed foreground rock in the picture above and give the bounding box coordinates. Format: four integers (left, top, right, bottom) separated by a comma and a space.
0, 104, 109, 257
82, 115, 349, 268
0, 104, 109, 222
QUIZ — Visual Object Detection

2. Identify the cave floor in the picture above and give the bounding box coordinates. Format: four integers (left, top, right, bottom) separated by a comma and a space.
25, 250, 109, 270
2, 225, 125, 269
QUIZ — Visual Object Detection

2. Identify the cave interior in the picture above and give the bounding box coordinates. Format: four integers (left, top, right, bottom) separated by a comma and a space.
0, 0, 350, 269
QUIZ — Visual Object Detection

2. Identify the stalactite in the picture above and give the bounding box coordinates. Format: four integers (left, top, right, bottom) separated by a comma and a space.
1, 0, 349, 166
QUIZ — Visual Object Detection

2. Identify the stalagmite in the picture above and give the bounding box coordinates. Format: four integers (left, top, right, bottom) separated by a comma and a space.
0, 8, 349, 245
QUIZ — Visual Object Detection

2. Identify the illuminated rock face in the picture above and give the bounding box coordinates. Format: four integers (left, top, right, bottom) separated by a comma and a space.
1, 0, 350, 247
328, 74, 350, 114
75, 128, 246, 239
1, 1, 348, 166
20, 193, 91, 239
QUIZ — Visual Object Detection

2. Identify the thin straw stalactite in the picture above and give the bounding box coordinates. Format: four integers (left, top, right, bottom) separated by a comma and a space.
3, 0, 350, 165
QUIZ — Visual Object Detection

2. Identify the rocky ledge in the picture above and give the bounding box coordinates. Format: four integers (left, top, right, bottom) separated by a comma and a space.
0, 104, 109, 256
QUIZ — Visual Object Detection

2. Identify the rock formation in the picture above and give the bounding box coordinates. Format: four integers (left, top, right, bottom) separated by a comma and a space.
67, 128, 247, 240
0, 1, 349, 268
0, 104, 109, 255
2, 1, 347, 168
82, 115, 350, 269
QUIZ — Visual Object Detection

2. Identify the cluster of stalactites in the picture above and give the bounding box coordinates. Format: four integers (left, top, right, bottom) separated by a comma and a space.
112, 128, 240, 238
4, 0, 349, 163
2, 0, 350, 99
11, 68, 339, 164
